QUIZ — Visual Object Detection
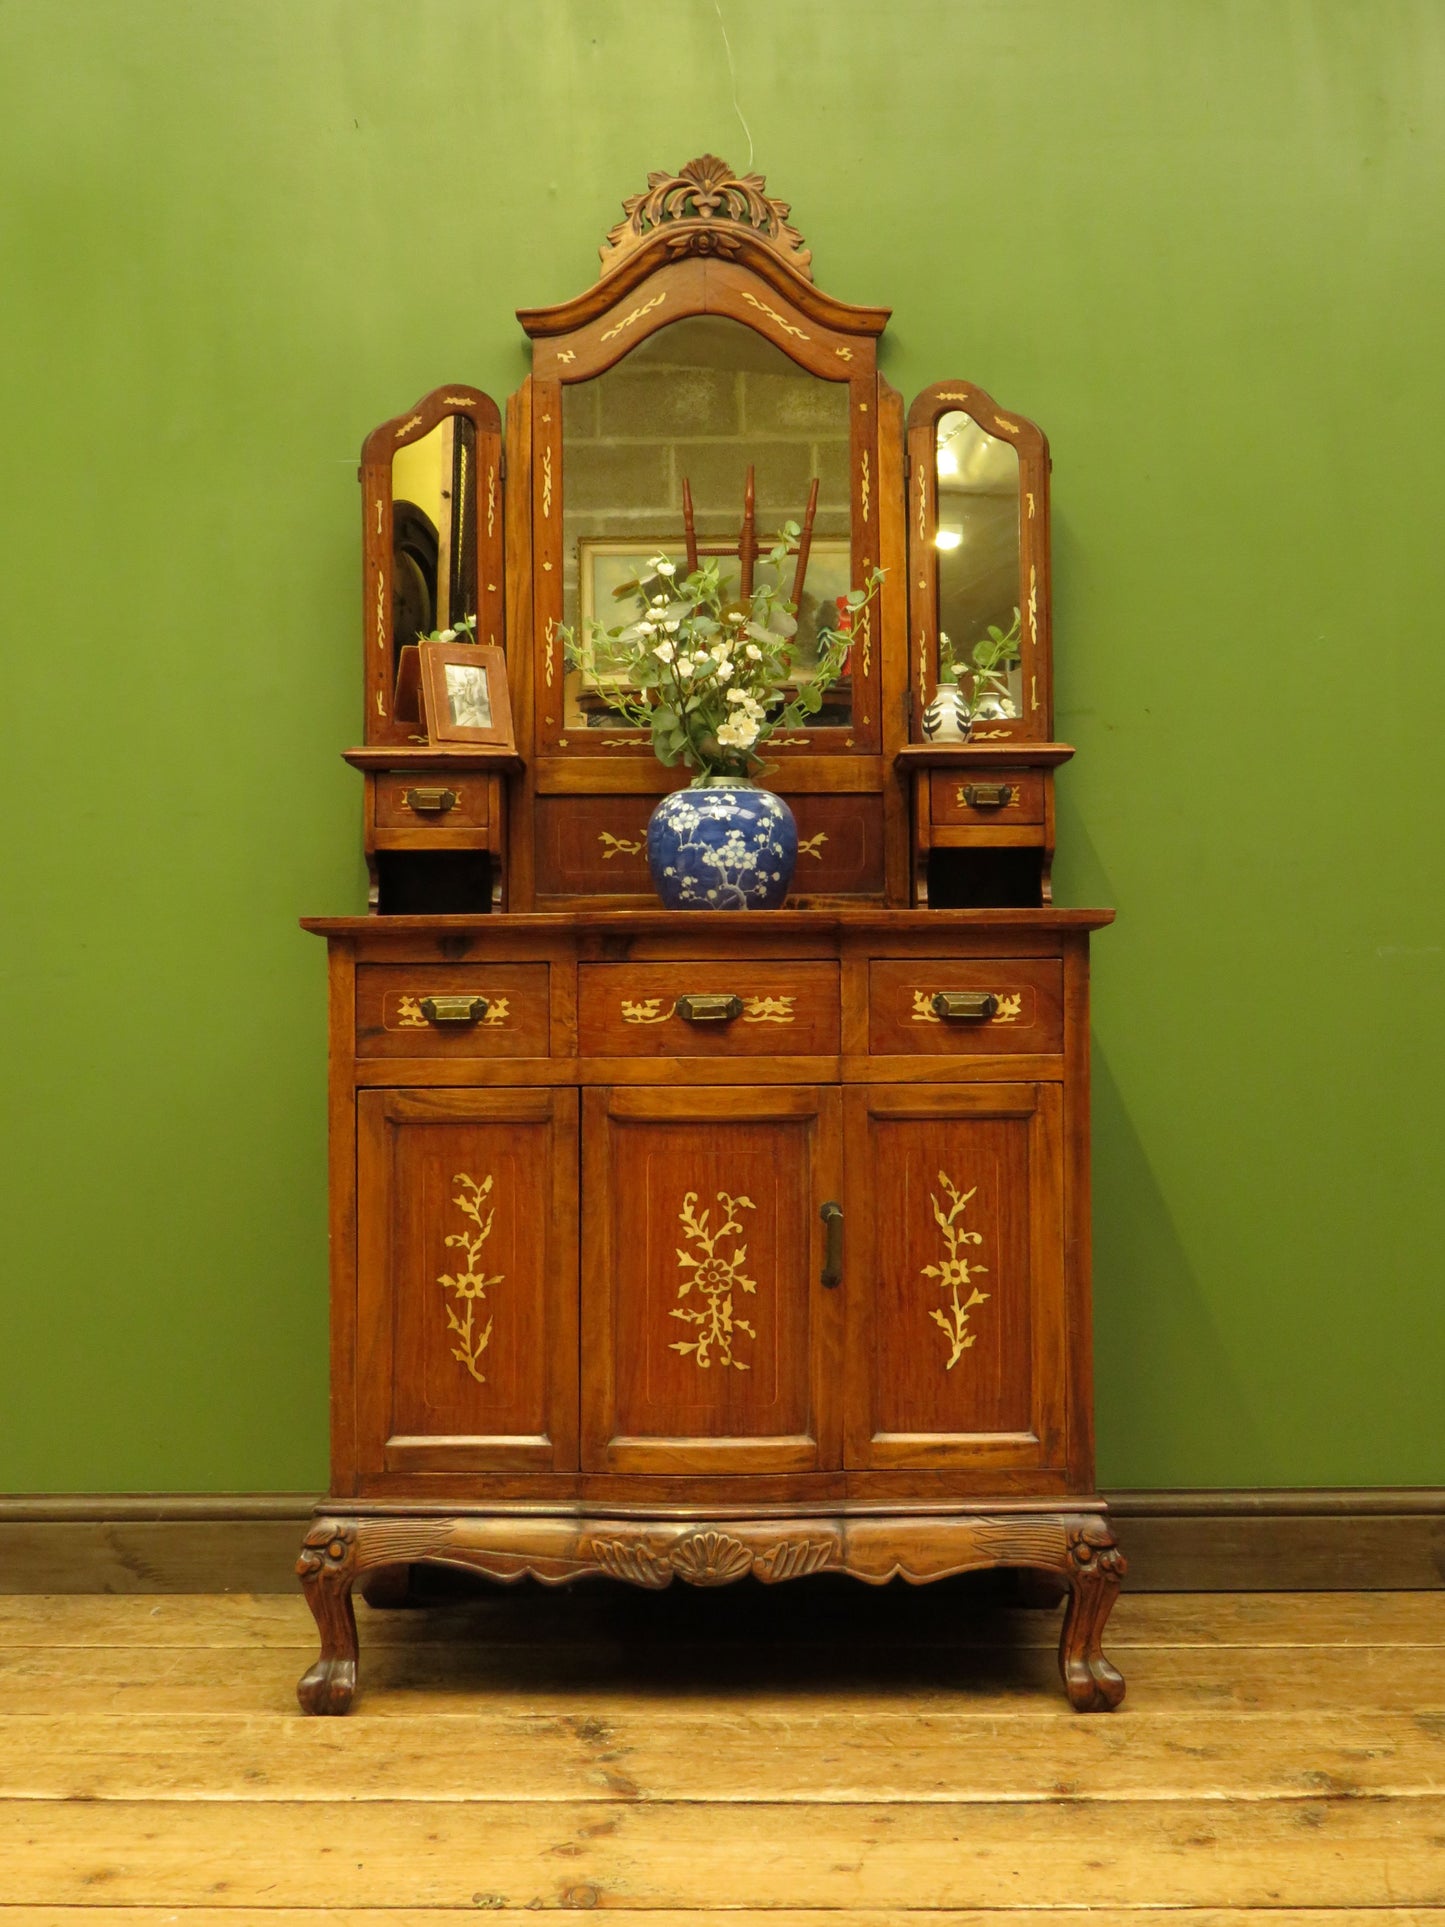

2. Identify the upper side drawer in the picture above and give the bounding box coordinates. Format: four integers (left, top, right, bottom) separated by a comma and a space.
578, 962, 840, 1056
868, 958, 1063, 1055
930, 771, 1044, 827
356, 964, 549, 1057
374, 774, 491, 832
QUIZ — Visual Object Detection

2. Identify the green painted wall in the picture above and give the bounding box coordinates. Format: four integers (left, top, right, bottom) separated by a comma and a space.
1, 0, 1440, 1493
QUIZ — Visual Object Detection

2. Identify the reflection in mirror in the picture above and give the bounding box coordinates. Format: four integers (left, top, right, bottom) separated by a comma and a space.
935, 411, 1021, 715
561, 316, 853, 730
390, 415, 478, 673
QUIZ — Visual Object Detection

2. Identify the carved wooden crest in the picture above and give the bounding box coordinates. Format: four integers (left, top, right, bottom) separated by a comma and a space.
600, 155, 813, 279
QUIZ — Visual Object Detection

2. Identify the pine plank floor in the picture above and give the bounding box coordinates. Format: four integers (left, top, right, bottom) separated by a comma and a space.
0, 1581, 1440, 1918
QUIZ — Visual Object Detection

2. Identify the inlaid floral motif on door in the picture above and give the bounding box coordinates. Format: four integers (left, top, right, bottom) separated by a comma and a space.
923, 1170, 991, 1369
669, 1189, 759, 1371
438, 1172, 504, 1383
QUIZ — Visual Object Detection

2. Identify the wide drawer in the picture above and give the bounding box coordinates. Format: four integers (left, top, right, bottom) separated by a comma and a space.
930, 770, 1044, 827
578, 962, 840, 1055
356, 964, 549, 1057
374, 773, 492, 832
868, 958, 1063, 1055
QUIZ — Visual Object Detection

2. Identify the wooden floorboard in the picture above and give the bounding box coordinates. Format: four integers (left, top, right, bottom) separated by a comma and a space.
0, 1592, 1441, 1914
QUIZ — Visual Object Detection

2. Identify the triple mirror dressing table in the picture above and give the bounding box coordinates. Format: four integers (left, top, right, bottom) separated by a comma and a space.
297, 157, 1125, 1714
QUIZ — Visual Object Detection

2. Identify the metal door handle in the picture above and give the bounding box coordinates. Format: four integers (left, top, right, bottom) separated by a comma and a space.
820, 1201, 844, 1289
962, 782, 1013, 809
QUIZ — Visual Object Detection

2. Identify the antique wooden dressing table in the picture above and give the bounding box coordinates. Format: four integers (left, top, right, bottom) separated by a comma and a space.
297, 157, 1125, 1714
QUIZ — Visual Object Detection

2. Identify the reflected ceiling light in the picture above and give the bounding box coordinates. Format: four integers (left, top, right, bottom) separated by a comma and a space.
935, 449, 959, 477
934, 528, 963, 551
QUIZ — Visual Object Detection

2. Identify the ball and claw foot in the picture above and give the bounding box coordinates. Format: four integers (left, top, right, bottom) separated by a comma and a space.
296, 1519, 361, 1717
297, 1654, 356, 1715
1058, 1521, 1127, 1712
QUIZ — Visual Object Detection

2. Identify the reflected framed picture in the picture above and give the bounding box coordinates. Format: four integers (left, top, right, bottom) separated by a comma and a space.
419, 643, 515, 748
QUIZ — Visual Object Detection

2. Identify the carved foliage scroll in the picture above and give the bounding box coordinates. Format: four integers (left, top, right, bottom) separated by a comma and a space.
600, 155, 813, 278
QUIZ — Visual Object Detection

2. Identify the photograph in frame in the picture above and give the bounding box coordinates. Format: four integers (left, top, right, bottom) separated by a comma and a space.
419, 642, 514, 748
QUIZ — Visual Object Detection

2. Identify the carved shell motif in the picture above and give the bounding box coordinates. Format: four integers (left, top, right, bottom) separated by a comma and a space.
600, 155, 813, 278
668, 1530, 755, 1587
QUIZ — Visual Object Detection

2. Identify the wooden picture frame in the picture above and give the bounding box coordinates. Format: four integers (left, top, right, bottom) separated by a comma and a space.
419, 643, 515, 748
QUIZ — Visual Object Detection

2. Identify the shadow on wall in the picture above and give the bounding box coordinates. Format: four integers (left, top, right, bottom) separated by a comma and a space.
1089, 1044, 1267, 1488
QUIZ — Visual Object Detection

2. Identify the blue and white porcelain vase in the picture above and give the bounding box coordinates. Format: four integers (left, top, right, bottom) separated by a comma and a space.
646, 781, 798, 909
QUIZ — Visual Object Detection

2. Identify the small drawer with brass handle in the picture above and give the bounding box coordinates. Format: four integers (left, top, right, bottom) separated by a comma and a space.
578, 962, 840, 1056
356, 964, 549, 1058
930, 769, 1044, 828
373, 772, 492, 839
869, 958, 1063, 1056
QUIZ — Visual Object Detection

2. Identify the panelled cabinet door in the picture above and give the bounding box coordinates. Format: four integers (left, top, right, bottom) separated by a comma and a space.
844, 1084, 1066, 1473
582, 1086, 843, 1475
356, 1088, 578, 1476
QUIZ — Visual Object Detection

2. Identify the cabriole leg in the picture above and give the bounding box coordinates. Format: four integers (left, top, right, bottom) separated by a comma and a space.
296, 1519, 360, 1715
1058, 1520, 1127, 1711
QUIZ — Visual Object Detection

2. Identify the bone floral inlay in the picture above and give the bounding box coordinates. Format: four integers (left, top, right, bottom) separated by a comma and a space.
739, 289, 808, 341
621, 998, 671, 1024
439, 1173, 503, 1384
598, 831, 644, 859
669, 1190, 758, 1371
600, 288, 668, 342
923, 1171, 991, 1370
797, 833, 828, 859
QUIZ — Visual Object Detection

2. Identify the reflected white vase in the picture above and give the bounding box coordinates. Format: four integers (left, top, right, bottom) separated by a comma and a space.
921, 682, 972, 743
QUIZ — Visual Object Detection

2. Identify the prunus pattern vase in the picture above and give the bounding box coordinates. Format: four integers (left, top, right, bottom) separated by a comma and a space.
646, 783, 797, 909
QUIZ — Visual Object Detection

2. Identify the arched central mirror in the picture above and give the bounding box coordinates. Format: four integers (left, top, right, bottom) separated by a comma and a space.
559, 315, 855, 733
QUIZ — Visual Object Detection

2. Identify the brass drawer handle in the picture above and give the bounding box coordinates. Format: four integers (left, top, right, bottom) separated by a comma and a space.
418, 994, 489, 1025
403, 786, 458, 815
962, 782, 1013, 810
820, 1201, 844, 1289
676, 994, 744, 1024
931, 991, 999, 1022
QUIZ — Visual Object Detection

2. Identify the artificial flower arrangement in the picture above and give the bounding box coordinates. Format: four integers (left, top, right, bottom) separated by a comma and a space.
558, 523, 884, 782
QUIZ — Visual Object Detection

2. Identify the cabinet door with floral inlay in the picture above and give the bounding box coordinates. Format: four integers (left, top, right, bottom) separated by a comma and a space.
582, 1085, 843, 1475
843, 1084, 1067, 1477
356, 1088, 578, 1479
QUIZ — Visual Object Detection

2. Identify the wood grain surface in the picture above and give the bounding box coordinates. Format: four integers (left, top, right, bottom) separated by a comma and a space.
0, 1590, 1440, 1914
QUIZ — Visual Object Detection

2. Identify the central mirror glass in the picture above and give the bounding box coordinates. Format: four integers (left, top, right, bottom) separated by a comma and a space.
934, 410, 1022, 714
561, 316, 853, 732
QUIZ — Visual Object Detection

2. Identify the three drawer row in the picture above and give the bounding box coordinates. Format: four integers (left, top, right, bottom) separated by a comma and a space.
355, 960, 1064, 1057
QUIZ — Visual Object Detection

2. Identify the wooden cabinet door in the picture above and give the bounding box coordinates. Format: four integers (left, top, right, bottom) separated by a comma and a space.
582, 1086, 843, 1475
844, 1084, 1067, 1473
357, 1088, 578, 1477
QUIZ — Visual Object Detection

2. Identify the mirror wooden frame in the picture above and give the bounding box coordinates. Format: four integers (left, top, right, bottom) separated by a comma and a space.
360, 385, 505, 748
906, 380, 1053, 745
